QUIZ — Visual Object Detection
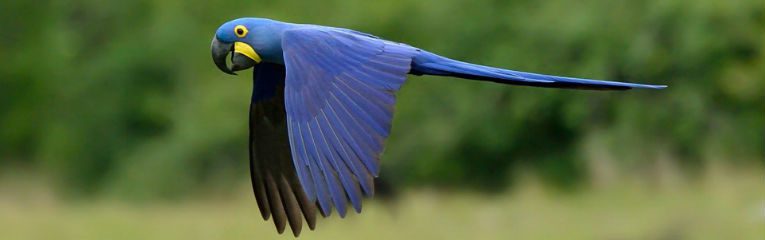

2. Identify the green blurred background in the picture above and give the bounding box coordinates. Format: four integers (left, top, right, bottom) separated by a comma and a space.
1, 0, 763, 239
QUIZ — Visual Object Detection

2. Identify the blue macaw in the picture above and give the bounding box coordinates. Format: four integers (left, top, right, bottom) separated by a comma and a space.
210, 17, 665, 236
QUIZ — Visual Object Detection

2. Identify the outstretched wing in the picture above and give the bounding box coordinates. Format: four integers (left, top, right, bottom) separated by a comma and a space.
281, 28, 418, 217
248, 63, 317, 236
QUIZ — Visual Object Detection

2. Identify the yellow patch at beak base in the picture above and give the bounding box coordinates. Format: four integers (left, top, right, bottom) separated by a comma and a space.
234, 42, 262, 63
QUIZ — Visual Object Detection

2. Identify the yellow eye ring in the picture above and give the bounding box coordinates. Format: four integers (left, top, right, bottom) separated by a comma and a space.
234, 25, 248, 38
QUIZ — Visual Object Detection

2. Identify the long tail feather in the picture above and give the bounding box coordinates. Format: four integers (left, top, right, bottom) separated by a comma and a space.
410, 51, 666, 90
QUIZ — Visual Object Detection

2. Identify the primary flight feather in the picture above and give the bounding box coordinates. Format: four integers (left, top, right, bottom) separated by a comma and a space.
210, 17, 666, 236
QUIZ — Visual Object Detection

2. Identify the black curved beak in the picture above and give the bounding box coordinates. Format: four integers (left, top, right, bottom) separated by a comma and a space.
212, 37, 259, 75
211, 37, 236, 75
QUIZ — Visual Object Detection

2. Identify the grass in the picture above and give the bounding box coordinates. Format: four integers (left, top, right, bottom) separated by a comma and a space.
0, 166, 762, 240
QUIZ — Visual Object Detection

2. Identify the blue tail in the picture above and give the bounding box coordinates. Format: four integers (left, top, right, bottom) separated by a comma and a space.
410, 51, 666, 90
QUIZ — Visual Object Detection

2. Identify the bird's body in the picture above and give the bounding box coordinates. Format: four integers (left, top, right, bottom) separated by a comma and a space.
210, 17, 665, 236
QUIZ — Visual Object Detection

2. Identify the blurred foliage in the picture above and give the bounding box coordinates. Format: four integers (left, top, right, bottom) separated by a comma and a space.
2, 166, 762, 239
0, 0, 763, 199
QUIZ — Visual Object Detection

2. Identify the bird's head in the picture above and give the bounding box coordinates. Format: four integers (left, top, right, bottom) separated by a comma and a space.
211, 18, 269, 75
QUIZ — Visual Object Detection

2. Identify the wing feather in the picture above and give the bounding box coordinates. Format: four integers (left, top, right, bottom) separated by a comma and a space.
282, 28, 417, 216
248, 63, 318, 236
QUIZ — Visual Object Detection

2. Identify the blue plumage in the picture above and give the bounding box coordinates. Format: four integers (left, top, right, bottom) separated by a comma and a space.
411, 51, 666, 90
211, 17, 667, 236
282, 28, 417, 218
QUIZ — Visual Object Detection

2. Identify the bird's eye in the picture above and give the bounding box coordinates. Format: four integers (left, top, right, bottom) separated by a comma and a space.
234, 25, 248, 38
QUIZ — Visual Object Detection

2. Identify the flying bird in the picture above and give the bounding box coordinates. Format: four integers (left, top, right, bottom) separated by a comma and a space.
210, 17, 666, 236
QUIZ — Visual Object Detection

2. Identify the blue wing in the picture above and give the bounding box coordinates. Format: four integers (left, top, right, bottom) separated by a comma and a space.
282, 28, 418, 217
